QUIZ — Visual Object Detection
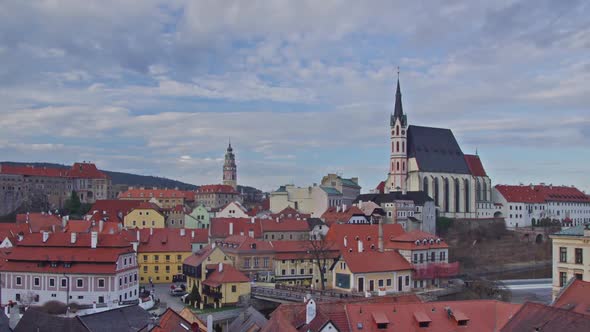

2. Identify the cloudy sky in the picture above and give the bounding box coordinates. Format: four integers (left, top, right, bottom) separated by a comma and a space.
1, 0, 589, 193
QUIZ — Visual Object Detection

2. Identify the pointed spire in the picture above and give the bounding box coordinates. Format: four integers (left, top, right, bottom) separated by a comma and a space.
392, 68, 404, 125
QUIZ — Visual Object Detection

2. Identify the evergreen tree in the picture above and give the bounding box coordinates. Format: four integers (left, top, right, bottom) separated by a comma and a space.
65, 191, 81, 214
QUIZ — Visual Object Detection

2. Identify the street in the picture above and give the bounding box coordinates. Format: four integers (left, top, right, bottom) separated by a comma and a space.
142, 283, 187, 314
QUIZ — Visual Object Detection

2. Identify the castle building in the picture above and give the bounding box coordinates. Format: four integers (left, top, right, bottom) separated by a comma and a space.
223, 142, 237, 190
383, 77, 493, 219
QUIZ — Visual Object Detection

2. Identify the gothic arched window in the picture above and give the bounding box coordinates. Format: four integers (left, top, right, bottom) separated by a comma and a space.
464, 179, 470, 213
482, 181, 487, 201
444, 178, 450, 212
396, 162, 400, 171
455, 179, 461, 212
476, 180, 482, 201
396, 126, 400, 136
396, 141, 400, 152
423, 177, 429, 195
402, 162, 405, 171
434, 178, 440, 208
402, 141, 405, 153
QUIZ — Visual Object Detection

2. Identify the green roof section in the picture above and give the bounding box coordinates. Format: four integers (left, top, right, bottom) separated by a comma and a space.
552, 225, 585, 236
320, 186, 342, 195
275, 185, 287, 193
341, 178, 361, 188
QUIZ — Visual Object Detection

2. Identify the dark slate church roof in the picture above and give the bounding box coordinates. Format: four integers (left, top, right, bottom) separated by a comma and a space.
407, 125, 470, 174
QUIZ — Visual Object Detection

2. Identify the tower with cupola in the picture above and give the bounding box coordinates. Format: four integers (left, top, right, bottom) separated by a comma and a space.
223, 141, 237, 189
385, 74, 408, 193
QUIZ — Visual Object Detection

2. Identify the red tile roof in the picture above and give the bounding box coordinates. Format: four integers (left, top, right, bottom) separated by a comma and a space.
325, 224, 405, 251
216, 235, 274, 252
345, 300, 521, 332
0, 164, 67, 177
269, 206, 311, 220
151, 308, 194, 332
501, 302, 590, 332
183, 245, 217, 268
16, 213, 62, 233
203, 263, 250, 287
553, 279, 590, 315
196, 184, 238, 194
210, 217, 262, 239
66, 163, 108, 179
341, 250, 412, 273
261, 218, 310, 232
464, 154, 488, 177
388, 230, 449, 250
495, 184, 590, 203
321, 206, 367, 226
375, 181, 386, 194
0, 232, 133, 275
135, 228, 202, 253
119, 189, 188, 199
88, 200, 142, 222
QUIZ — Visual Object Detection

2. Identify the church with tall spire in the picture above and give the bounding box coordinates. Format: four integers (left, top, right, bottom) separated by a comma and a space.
382, 73, 495, 219
223, 140, 237, 189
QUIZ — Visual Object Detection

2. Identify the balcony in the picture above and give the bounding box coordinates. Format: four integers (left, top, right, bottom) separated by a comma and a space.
413, 262, 460, 280
203, 287, 223, 300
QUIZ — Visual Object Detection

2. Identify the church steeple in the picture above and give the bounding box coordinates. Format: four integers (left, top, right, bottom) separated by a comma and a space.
223, 140, 237, 189
391, 69, 406, 127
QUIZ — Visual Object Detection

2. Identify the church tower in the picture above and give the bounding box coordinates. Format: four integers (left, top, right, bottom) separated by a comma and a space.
385, 75, 408, 193
223, 141, 237, 189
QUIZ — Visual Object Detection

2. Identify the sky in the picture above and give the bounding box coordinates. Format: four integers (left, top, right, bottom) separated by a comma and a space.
0, 0, 589, 193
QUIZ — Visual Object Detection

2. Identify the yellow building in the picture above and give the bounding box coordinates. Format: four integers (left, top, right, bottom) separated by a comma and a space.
124, 202, 165, 229
137, 228, 196, 283
332, 250, 413, 294
550, 225, 590, 299
183, 244, 250, 309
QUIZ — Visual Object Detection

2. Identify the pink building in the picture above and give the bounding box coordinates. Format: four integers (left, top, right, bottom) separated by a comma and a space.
0, 231, 138, 306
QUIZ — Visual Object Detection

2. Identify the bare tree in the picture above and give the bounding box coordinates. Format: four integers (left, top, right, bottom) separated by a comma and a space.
306, 234, 335, 290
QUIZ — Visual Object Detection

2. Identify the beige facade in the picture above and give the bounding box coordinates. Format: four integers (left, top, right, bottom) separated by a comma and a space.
124, 207, 165, 229
550, 225, 590, 299
270, 184, 343, 217
332, 260, 412, 294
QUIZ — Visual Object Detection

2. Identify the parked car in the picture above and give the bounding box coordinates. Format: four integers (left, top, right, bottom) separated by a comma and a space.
170, 288, 186, 296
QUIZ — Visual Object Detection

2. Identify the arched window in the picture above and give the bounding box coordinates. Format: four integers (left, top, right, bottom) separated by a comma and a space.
396, 162, 400, 171
455, 179, 461, 212
434, 178, 440, 208
402, 141, 405, 153
464, 179, 470, 213
396, 126, 399, 136
476, 180, 481, 201
444, 178, 450, 213
423, 177, 429, 195
396, 141, 400, 152
402, 162, 405, 172
482, 181, 487, 201
392, 142, 395, 153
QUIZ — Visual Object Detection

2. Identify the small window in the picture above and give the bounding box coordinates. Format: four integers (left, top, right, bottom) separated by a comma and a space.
16, 276, 22, 286
49, 278, 55, 287
61, 278, 67, 287
232, 285, 237, 293
77, 279, 83, 288
98, 279, 105, 288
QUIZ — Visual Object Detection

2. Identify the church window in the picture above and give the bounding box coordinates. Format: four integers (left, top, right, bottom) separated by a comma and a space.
444, 178, 450, 213
464, 179, 470, 213
434, 178, 440, 207
396, 126, 399, 136
423, 177, 429, 195
402, 162, 405, 171
402, 142, 405, 153
396, 141, 399, 152
482, 181, 487, 201
476, 180, 482, 201
455, 179, 461, 212
396, 162, 400, 171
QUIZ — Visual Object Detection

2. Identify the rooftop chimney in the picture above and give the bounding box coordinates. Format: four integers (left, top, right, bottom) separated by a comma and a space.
180, 228, 186, 236
136, 230, 140, 242
150, 228, 153, 236
229, 222, 234, 235
248, 230, 254, 238
99, 219, 104, 233
91, 231, 98, 249
344, 235, 348, 248
357, 239, 363, 253
70, 232, 77, 244
191, 230, 195, 239
218, 262, 223, 272
306, 299, 317, 324
42, 231, 49, 243
251, 217, 256, 224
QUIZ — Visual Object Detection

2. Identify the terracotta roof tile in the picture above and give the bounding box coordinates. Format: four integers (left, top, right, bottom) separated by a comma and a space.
16, 213, 62, 233
66, 163, 108, 179
464, 154, 488, 177
196, 184, 239, 194
203, 263, 249, 287
261, 218, 310, 232
501, 302, 590, 332
210, 217, 262, 238
495, 184, 590, 204
553, 279, 590, 315
341, 250, 412, 273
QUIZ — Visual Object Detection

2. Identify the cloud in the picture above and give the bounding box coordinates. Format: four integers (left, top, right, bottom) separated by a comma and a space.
0, 1, 589, 193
